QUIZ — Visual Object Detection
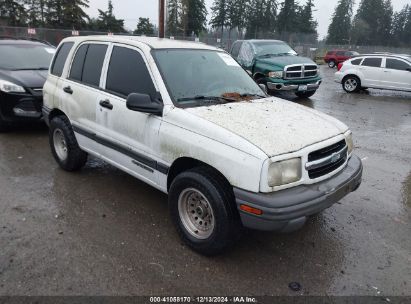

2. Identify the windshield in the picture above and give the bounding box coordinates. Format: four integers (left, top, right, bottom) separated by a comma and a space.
0, 44, 55, 70
253, 41, 297, 57
153, 49, 265, 108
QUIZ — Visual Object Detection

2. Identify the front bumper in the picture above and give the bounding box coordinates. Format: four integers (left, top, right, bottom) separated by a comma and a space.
0, 90, 43, 122
234, 155, 363, 232
267, 79, 322, 92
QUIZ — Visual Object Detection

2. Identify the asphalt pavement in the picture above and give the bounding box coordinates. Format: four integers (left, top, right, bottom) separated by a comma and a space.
0, 66, 410, 296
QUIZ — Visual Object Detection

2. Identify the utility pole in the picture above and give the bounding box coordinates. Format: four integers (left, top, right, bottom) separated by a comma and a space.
159, 0, 165, 38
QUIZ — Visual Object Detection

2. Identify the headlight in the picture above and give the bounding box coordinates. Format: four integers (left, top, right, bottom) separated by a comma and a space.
268, 71, 283, 78
345, 132, 354, 155
268, 158, 302, 187
0, 80, 25, 93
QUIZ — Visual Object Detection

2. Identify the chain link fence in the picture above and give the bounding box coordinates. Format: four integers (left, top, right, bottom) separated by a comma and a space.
1, 26, 410, 61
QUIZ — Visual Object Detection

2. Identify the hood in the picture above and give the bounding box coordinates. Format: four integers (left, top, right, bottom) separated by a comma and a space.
0, 69, 48, 89
256, 55, 316, 68
185, 98, 348, 157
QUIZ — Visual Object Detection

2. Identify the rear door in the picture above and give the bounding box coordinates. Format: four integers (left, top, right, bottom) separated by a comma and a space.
381, 57, 411, 91
358, 57, 383, 87
61, 42, 109, 152
335, 51, 346, 63
96, 44, 163, 187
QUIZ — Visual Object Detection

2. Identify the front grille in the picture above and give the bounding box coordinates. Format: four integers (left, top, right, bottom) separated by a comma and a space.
308, 140, 346, 162
308, 156, 346, 179
284, 64, 318, 79
307, 139, 348, 179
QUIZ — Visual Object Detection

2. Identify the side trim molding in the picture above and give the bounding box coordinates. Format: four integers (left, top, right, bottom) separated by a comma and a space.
72, 125, 170, 175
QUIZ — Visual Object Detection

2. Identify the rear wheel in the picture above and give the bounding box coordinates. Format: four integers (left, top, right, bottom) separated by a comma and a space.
169, 167, 242, 256
49, 115, 88, 171
295, 90, 317, 98
342, 75, 361, 93
328, 60, 336, 68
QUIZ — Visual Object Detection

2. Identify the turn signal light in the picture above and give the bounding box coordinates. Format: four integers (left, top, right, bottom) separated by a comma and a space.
240, 204, 263, 216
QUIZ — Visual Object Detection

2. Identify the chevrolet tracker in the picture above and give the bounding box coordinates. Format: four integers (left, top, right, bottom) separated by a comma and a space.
43, 36, 362, 255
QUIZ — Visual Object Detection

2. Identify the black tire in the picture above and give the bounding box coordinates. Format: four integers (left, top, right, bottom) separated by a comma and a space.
49, 115, 87, 171
295, 90, 317, 98
328, 60, 336, 68
342, 75, 361, 93
169, 167, 242, 256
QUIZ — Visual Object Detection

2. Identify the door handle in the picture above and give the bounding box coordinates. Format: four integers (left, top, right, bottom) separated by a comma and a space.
63, 86, 73, 94
99, 99, 113, 110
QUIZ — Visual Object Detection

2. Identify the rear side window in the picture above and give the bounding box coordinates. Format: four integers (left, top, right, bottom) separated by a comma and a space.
351, 58, 362, 65
69, 44, 88, 81
386, 58, 410, 71
106, 46, 156, 98
82, 44, 107, 87
362, 58, 382, 68
231, 42, 242, 58
336, 51, 345, 56
51, 42, 74, 76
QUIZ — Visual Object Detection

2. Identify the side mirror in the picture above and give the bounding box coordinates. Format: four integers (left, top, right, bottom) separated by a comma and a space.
126, 93, 163, 116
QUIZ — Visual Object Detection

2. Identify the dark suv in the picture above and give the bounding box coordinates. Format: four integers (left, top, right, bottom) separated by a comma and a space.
0, 38, 55, 131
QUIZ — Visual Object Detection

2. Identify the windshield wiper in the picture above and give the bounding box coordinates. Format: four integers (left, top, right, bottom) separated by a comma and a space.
177, 95, 237, 103
13, 67, 49, 71
241, 93, 267, 99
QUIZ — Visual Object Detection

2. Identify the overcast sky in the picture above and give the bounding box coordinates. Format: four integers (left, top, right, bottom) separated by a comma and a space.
86, 0, 410, 39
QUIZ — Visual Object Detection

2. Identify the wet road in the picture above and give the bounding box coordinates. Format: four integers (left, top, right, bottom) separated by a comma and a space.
0, 66, 410, 296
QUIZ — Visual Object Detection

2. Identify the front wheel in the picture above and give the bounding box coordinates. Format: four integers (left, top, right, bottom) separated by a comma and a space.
342, 76, 361, 93
328, 61, 336, 68
295, 90, 317, 99
49, 115, 88, 171
169, 167, 242, 256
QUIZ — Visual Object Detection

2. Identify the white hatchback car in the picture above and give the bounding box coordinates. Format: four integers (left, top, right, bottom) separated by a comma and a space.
43, 36, 362, 255
335, 54, 411, 93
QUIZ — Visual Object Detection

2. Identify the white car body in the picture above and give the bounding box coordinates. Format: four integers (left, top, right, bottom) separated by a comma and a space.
43, 36, 362, 246
335, 54, 411, 92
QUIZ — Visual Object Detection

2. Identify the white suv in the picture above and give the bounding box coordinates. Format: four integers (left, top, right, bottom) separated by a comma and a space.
335, 54, 411, 93
43, 36, 362, 255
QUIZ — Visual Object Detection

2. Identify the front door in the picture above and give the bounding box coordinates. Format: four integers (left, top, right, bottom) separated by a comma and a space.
96, 44, 163, 188
381, 58, 411, 91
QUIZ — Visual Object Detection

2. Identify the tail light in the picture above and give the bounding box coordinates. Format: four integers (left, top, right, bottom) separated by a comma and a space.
337, 63, 343, 71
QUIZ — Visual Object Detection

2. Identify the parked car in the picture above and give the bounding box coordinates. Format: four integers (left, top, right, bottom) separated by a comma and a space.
43, 36, 362, 255
230, 40, 322, 98
324, 50, 359, 68
0, 38, 55, 131
335, 53, 411, 93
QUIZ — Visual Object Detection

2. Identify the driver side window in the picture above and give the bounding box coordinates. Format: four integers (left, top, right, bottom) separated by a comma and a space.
105, 46, 156, 98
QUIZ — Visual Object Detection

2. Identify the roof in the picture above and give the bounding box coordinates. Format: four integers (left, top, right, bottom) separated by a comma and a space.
62, 35, 220, 51
0, 37, 53, 46
355, 53, 411, 61
234, 39, 284, 44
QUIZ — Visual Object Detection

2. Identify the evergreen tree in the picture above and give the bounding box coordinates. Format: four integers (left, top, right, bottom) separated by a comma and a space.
0, 0, 27, 26
25, 0, 47, 26
184, 0, 207, 36
298, 0, 317, 34
134, 17, 155, 36
351, 0, 390, 45
327, 0, 354, 44
167, 0, 181, 36
277, 0, 299, 37
245, 0, 265, 39
210, 0, 228, 36
94, 0, 125, 32
392, 4, 411, 46
46, 0, 89, 29
226, 0, 249, 38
